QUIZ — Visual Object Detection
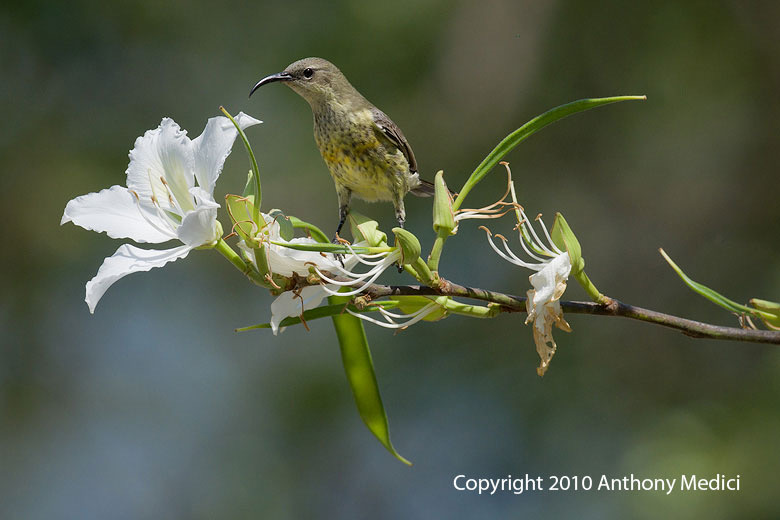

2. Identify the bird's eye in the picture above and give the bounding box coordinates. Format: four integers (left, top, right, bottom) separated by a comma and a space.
303, 68, 314, 79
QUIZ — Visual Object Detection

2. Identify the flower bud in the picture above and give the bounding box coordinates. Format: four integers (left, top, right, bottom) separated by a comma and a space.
432, 170, 455, 236
392, 227, 421, 265
750, 298, 780, 330
551, 212, 584, 275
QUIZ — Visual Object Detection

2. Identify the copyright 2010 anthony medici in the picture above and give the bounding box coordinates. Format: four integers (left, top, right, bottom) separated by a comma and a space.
453, 474, 741, 496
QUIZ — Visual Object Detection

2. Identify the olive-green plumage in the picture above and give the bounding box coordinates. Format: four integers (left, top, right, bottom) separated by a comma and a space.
250, 57, 433, 240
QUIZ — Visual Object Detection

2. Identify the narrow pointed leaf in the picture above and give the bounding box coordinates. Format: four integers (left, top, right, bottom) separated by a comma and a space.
660, 248, 763, 316
452, 95, 646, 211
329, 294, 411, 465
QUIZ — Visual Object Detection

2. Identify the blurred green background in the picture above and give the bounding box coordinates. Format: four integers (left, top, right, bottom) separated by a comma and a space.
2, 0, 779, 518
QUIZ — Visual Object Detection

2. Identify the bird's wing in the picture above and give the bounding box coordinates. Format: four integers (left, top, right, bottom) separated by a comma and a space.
370, 107, 417, 173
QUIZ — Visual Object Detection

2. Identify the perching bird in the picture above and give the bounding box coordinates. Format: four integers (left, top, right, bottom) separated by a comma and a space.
249, 57, 434, 241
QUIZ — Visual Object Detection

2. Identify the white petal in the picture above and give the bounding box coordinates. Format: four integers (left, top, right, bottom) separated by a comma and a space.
85, 243, 192, 313
61, 185, 175, 243
192, 112, 262, 194
126, 118, 195, 214
269, 285, 330, 335
529, 253, 571, 305
177, 202, 219, 247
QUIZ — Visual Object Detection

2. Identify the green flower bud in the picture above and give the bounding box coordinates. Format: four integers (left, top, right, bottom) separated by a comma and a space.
750, 298, 780, 330
392, 227, 421, 265
432, 170, 455, 236
551, 212, 584, 275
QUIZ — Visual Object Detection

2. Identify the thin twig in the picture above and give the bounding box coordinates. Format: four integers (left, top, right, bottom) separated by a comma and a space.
352, 278, 779, 345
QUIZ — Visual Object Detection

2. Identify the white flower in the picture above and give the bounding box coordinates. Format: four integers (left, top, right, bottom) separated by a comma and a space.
481, 170, 572, 375
525, 253, 572, 376
62, 112, 261, 312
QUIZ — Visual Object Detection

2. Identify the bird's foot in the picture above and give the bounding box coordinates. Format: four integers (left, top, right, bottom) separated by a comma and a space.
331, 233, 349, 268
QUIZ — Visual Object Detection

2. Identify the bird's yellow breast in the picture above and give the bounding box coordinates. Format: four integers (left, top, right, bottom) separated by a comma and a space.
313, 107, 410, 202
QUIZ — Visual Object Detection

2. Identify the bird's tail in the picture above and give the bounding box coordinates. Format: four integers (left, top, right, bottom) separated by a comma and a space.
410, 178, 436, 197
410, 178, 456, 198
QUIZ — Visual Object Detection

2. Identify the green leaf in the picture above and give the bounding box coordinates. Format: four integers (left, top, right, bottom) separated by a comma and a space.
269, 209, 294, 241
659, 248, 765, 317
452, 96, 646, 211
329, 294, 411, 465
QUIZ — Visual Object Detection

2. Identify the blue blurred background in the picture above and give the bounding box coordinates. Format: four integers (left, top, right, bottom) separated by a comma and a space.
2, 1, 779, 518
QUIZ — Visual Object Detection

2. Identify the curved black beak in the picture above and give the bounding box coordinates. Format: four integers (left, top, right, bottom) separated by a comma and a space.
249, 72, 294, 97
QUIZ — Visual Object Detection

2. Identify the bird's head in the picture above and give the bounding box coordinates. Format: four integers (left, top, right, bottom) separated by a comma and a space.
250, 57, 358, 108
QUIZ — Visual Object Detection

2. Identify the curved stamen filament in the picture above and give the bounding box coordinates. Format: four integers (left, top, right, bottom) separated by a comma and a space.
318, 256, 392, 286
378, 304, 435, 320
481, 227, 534, 268
535, 214, 564, 255
347, 302, 438, 329
150, 197, 182, 234
129, 190, 177, 239
518, 209, 555, 257
515, 221, 548, 262
341, 242, 393, 266
317, 267, 388, 296
497, 235, 543, 271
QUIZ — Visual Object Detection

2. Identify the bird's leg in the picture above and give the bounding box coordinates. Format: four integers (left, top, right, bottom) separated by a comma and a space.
332, 186, 352, 267
333, 185, 352, 243
393, 196, 406, 272
393, 196, 406, 229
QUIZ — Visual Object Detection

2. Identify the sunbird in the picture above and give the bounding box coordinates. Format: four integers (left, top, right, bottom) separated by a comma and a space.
250, 57, 434, 241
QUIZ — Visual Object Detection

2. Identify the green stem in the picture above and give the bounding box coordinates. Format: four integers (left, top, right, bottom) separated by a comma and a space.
426, 229, 450, 272
573, 270, 609, 305
253, 244, 272, 279
439, 298, 498, 318
215, 238, 269, 287
220, 106, 262, 222
411, 257, 435, 286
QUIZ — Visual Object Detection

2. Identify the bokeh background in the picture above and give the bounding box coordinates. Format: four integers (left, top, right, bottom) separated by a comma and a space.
2, 0, 779, 518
